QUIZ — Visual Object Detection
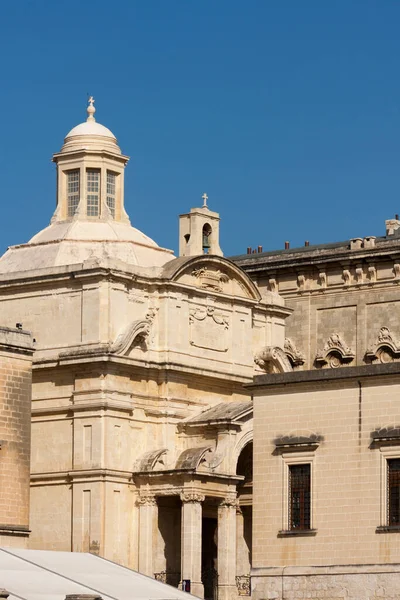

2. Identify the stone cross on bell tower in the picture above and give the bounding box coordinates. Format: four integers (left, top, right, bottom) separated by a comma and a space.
178, 193, 223, 257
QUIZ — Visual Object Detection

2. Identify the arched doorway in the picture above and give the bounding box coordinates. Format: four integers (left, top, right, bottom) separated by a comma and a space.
236, 441, 252, 595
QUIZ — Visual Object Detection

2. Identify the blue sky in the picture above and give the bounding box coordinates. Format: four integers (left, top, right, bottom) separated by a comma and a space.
1, 1, 400, 257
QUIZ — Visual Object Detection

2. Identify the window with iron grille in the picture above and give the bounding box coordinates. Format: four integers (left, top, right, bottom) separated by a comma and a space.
388, 458, 400, 525
106, 171, 116, 218
67, 170, 80, 217
289, 464, 311, 530
87, 169, 100, 216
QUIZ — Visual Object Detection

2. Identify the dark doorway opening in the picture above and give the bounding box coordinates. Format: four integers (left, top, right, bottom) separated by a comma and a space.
202, 517, 218, 600
157, 497, 181, 587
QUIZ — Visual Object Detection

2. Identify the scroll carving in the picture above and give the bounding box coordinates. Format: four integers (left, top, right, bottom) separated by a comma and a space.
219, 494, 239, 509
189, 306, 229, 352
254, 346, 293, 373
315, 333, 355, 368
236, 575, 251, 596
366, 327, 400, 363
284, 338, 305, 368
137, 493, 157, 506
180, 492, 205, 504
192, 268, 229, 292
111, 309, 157, 355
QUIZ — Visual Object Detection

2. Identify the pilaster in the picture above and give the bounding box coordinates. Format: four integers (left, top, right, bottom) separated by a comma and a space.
138, 493, 158, 577
218, 493, 238, 600
180, 492, 205, 598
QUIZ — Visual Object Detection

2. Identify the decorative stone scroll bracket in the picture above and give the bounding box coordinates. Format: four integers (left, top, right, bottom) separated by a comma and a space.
110, 308, 158, 355
315, 333, 355, 368
254, 346, 293, 373
284, 338, 305, 368
365, 327, 400, 363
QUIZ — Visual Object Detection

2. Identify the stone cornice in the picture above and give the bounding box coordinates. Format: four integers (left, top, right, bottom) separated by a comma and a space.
232, 237, 400, 272
247, 361, 400, 389
33, 352, 254, 385
31, 468, 133, 484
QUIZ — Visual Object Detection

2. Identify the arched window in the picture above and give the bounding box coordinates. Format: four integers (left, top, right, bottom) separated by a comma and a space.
202, 223, 212, 254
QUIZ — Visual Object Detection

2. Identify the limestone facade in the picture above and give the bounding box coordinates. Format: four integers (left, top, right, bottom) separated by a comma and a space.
3, 97, 400, 600
0, 99, 290, 600
0, 326, 34, 547
233, 227, 400, 371
232, 234, 400, 598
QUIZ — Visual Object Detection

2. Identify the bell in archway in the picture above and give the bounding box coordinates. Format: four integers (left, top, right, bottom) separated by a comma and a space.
202, 231, 211, 249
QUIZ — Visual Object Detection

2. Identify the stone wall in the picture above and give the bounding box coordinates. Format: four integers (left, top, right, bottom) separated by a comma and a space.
0, 326, 34, 546
249, 364, 400, 596
233, 233, 400, 371
252, 564, 400, 600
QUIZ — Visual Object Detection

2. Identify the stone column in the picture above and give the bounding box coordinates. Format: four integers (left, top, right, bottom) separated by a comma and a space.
218, 494, 238, 600
180, 492, 205, 599
138, 493, 158, 577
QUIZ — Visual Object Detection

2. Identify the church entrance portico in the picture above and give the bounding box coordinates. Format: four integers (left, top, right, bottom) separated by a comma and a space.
137, 488, 240, 600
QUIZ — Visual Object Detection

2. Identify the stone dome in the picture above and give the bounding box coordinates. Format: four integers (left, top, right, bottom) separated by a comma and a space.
0, 97, 176, 274
66, 121, 115, 140
60, 97, 121, 154
0, 220, 175, 274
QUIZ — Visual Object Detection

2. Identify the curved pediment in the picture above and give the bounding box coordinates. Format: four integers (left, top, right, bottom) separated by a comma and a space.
161, 255, 261, 301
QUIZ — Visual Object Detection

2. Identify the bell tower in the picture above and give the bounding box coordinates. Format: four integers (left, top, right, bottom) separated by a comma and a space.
179, 194, 223, 257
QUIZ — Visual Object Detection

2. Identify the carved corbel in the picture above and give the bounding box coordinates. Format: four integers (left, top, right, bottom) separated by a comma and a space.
315, 333, 355, 368
368, 265, 376, 282
254, 346, 293, 373
297, 274, 306, 291
342, 269, 351, 286
318, 271, 327, 288
268, 278, 277, 293
355, 267, 363, 284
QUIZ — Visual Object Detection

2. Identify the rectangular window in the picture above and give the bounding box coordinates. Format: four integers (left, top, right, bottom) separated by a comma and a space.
388, 459, 400, 525
106, 171, 116, 218
87, 169, 100, 216
67, 170, 80, 217
289, 463, 311, 530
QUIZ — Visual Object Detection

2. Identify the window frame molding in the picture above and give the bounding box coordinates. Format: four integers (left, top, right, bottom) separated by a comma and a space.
376, 446, 400, 532
279, 451, 317, 537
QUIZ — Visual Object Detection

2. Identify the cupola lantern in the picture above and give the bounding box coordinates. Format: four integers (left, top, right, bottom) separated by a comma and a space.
51, 98, 130, 224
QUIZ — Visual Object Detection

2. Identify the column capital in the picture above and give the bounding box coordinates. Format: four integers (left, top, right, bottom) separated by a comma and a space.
137, 493, 157, 506
180, 491, 205, 504
219, 493, 239, 509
